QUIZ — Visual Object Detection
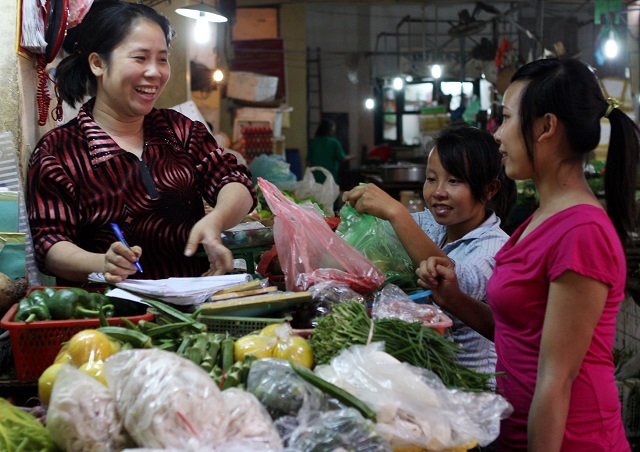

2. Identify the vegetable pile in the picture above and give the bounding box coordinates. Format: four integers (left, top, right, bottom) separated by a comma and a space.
308, 299, 495, 391
5, 282, 513, 451
0, 397, 58, 451
14, 287, 114, 323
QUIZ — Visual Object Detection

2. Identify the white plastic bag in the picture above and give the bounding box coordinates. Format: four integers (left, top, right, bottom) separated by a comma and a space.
46, 364, 133, 451
104, 348, 228, 451
295, 166, 340, 215
314, 342, 513, 450
220, 387, 283, 450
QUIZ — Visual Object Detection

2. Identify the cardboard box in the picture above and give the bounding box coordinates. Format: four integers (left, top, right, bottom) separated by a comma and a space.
227, 71, 279, 103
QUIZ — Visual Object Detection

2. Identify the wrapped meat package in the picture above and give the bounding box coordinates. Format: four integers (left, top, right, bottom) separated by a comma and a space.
104, 348, 228, 451
46, 364, 134, 451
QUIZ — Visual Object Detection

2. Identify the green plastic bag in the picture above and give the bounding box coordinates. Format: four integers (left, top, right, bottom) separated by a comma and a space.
336, 204, 416, 288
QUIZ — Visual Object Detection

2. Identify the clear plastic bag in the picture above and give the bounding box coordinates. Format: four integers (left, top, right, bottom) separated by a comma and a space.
258, 177, 385, 293
220, 387, 283, 450
249, 154, 299, 191
46, 364, 134, 451
246, 358, 329, 420
295, 166, 340, 216
372, 284, 453, 334
284, 408, 392, 452
314, 342, 513, 451
336, 203, 416, 288
103, 348, 228, 451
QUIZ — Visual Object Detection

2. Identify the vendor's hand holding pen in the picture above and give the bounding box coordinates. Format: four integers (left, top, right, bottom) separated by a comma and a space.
110, 223, 144, 273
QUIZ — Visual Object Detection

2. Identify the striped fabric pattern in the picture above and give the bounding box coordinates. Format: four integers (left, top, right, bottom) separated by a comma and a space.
28, 100, 256, 285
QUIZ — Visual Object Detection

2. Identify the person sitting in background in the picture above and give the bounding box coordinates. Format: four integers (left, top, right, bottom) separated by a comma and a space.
417, 58, 638, 451
342, 124, 516, 376
307, 118, 352, 185
27, 1, 256, 286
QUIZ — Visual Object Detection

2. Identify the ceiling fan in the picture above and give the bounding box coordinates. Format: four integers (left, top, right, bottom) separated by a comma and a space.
447, 2, 498, 38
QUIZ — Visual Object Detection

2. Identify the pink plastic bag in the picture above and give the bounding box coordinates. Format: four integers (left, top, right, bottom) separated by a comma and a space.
258, 177, 385, 293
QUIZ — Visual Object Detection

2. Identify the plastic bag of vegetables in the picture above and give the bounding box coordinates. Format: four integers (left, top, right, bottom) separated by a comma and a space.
218, 387, 283, 451
246, 358, 328, 420
285, 407, 391, 452
234, 322, 314, 368
336, 203, 416, 288
314, 342, 513, 451
46, 364, 134, 451
104, 348, 228, 451
258, 177, 385, 293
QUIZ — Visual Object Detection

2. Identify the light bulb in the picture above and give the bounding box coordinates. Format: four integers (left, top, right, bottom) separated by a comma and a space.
604, 31, 618, 59
431, 64, 442, 79
393, 77, 403, 90
365, 98, 375, 110
213, 69, 223, 82
194, 14, 210, 44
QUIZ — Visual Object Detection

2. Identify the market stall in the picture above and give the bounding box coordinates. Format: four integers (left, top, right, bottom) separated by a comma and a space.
0, 179, 513, 451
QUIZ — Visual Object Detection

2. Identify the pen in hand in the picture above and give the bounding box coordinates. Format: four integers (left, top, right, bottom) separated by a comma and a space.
110, 223, 144, 273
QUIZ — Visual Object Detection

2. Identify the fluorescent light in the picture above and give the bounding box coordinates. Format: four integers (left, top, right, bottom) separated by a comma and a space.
194, 15, 210, 43
431, 64, 442, 79
176, 1, 227, 23
604, 31, 618, 59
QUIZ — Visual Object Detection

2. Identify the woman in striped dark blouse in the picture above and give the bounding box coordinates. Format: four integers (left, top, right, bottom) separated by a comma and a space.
27, 1, 257, 286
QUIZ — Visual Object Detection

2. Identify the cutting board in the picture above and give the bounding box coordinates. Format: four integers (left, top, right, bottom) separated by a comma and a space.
200, 291, 312, 316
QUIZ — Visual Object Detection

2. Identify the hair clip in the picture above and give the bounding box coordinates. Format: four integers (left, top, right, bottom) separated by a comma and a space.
604, 97, 620, 118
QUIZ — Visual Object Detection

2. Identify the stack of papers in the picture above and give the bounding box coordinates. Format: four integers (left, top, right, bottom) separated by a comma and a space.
88, 273, 253, 305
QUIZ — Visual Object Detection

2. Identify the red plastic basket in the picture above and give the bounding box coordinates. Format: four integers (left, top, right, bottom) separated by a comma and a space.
0, 289, 153, 382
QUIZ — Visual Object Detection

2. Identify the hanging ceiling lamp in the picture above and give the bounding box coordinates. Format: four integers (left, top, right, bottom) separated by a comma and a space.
175, 1, 228, 23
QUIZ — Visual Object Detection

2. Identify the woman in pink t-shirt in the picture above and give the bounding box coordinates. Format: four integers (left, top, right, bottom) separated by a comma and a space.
416, 58, 640, 451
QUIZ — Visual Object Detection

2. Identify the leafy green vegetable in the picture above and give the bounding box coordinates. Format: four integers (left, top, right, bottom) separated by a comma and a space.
0, 398, 59, 451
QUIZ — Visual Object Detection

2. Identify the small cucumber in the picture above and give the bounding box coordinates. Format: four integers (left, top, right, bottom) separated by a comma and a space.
289, 361, 377, 421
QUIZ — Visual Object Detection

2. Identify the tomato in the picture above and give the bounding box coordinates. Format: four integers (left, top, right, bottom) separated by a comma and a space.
79, 360, 107, 386
234, 335, 275, 361
38, 363, 63, 405
67, 329, 112, 367
259, 323, 285, 338
273, 336, 314, 368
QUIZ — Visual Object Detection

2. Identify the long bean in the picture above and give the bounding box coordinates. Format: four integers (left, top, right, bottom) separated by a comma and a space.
308, 300, 494, 391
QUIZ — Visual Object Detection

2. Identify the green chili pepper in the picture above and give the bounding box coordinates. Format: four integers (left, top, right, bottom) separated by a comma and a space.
14, 297, 51, 323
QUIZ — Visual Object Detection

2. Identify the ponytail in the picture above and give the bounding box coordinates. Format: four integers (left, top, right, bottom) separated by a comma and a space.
489, 167, 517, 226
55, 52, 93, 108
603, 107, 640, 245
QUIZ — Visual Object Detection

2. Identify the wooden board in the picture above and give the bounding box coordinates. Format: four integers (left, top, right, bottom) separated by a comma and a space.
209, 286, 277, 302
200, 291, 312, 316
213, 279, 262, 295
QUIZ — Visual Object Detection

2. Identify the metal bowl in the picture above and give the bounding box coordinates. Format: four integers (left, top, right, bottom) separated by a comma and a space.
379, 163, 427, 183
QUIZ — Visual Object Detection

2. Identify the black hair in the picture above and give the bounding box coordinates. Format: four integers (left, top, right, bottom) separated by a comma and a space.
315, 118, 336, 138
56, 0, 174, 108
511, 57, 640, 244
434, 124, 516, 223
